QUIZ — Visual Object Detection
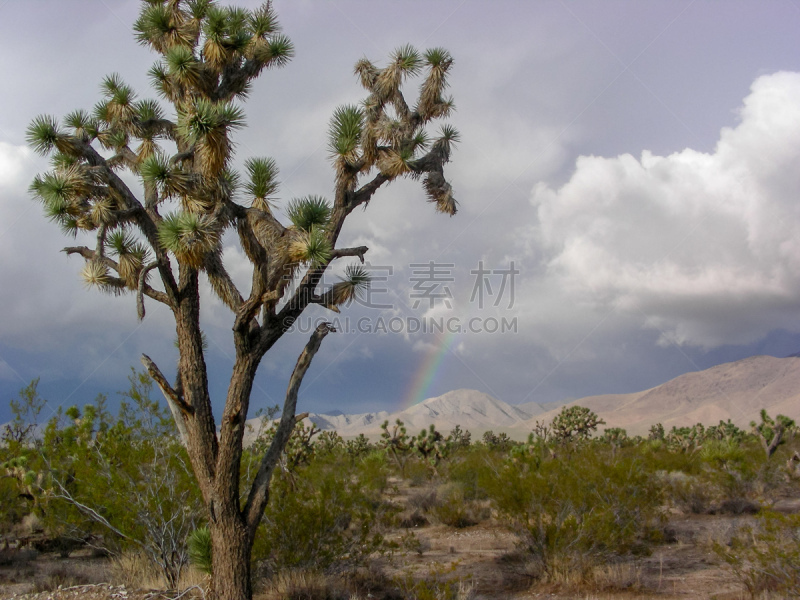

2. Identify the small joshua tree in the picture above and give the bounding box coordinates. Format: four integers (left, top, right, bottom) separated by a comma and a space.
751, 409, 796, 460
550, 405, 605, 444
25, 2, 458, 598
413, 424, 450, 473
648, 423, 665, 441
380, 419, 413, 476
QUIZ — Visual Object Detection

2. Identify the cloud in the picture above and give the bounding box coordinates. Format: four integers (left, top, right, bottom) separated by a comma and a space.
0, 143, 32, 189
529, 71, 800, 348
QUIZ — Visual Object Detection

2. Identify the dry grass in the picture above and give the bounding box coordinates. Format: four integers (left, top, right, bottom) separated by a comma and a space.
108, 552, 207, 592
109, 552, 164, 590
256, 570, 345, 600
591, 562, 643, 592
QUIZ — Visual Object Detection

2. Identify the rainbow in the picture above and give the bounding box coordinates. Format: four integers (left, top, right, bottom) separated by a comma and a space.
401, 329, 458, 410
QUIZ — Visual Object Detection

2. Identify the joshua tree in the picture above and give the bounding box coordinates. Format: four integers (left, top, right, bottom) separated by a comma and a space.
25, 2, 458, 598
751, 409, 796, 459
550, 405, 605, 443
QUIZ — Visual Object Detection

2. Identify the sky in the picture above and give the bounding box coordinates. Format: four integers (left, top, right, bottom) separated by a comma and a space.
2, 0, 800, 424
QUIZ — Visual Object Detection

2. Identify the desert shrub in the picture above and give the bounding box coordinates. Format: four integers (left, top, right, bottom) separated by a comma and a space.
429, 482, 490, 528
2, 372, 202, 588
393, 571, 475, 600
486, 445, 663, 581
41, 380, 201, 586
398, 531, 431, 555
660, 471, 715, 514
0, 381, 49, 536
110, 551, 166, 589
259, 570, 350, 600
444, 446, 502, 501
405, 457, 433, 486
408, 487, 439, 512
658, 436, 790, 513
32, 568, 90, 593
480, 430, 516, 451
252, 453, 386, 574
354, 450, 390, 493
712, 511, 800, 598
398, 509, 428, 529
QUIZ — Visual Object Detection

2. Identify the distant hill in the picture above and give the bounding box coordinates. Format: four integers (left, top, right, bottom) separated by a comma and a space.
301, 389, 540, 438
243, 354, 800, 441
522, 355, 800, 436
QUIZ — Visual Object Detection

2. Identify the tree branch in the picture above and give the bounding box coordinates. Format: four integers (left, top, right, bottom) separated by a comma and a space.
331, 246, 369, 263
63, 246, 170, 306
243, 323, 335, 530
140, 354, 194, 436
347, 172, 391, 214
137, 262, 159, 320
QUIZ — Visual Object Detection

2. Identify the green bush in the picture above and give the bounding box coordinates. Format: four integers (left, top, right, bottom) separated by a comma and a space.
429, 482, 489, 528
354, 450, 390, 493
443, 446, 501, 501
252, 453, 386, 573
486, 445, 663, 580
712, 511, 800, 598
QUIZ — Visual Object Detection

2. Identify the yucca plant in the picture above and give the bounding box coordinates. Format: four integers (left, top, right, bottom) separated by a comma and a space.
26, 2, 459, 599
187, 525, 213, 575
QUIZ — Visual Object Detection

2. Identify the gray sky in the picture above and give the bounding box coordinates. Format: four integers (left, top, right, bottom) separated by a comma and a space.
2, 0, 800, 422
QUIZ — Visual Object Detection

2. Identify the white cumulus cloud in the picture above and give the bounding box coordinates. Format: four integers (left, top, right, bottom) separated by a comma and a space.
530, 71, 800, 348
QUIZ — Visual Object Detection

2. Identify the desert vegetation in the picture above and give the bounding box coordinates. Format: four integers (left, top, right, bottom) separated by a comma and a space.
2, 375, 799, 600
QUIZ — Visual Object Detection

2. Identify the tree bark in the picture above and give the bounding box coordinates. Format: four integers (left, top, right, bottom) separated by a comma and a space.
210, 513, 252, 600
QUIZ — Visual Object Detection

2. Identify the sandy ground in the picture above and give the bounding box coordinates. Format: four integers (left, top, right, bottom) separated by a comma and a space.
0, 510, 770, 600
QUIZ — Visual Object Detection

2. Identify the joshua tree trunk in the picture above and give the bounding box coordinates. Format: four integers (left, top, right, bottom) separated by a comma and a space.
210, 512, 253, 600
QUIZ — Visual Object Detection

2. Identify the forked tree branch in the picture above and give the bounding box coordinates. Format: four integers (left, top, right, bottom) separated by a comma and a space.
348, 173, 391, 213
243, 322, 335, 530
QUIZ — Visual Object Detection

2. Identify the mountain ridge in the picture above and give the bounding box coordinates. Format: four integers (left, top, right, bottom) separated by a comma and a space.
244, 354, 800, 441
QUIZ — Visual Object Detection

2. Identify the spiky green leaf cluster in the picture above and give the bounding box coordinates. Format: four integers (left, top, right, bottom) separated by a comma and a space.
179, 98, 244, 141
140, 153, 191, 199
157, 212, 219, 267
187, 526, 213, 575
393, 44, 422, 76
26, 116, 62, 155
107, 229, 152, 287
331, 264, 371, 305
244, 157, 279, 210
136, 0, 293, 102
288, 225, 331, 266
135, 99, 165, 122
287, 195, 331, 232
64, 110, 94, 139
328, 105, 363, 160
